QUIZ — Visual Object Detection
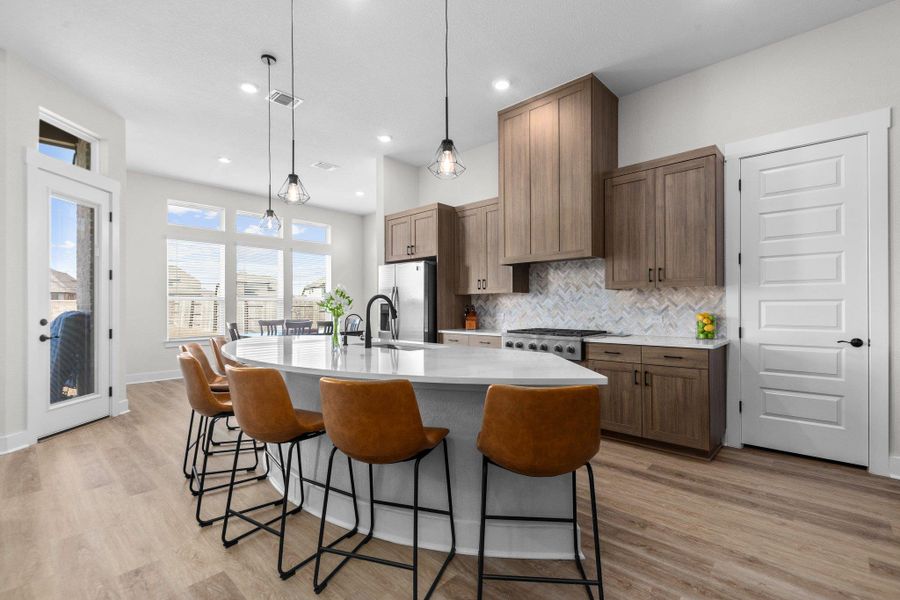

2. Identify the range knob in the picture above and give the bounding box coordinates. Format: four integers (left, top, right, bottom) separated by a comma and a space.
514, 342, 524, 349
554, 344, 563, 352
539, 343, 548, 351
504, 341, 514, 348
528, 342, 537, 350
566, 346, 576, 354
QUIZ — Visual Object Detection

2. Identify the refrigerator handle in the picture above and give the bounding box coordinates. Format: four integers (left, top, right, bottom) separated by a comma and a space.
391, 285, 400, 340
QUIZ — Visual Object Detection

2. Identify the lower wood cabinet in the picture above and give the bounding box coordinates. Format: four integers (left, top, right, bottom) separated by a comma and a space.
439, 333, 501, 348
584, 343, 725, 458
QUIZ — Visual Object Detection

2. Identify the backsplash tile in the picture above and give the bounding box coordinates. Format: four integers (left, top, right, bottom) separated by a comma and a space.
472, 258, 725, 337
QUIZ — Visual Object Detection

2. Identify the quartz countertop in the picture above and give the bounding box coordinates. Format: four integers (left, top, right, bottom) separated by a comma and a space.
584, 334, 729, 350
223, 335, 606, 386
438, 329, 502, 337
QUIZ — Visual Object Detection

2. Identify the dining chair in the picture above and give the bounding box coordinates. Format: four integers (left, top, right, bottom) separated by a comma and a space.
227, 322, 243, 341
259, 319, 285, 336
318, 321, 334, 335
284, 319, 313, 335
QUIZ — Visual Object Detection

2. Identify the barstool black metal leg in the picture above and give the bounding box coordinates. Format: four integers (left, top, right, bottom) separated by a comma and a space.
277, 440, 303, 579
412, 455, 422, 600
220, 429, 245, 544
421, 438, 456, 600
182, 410, 197, 478
313, 446, 339, 591
194, 416, 217, 525
572, 471, 594, 600
586, 462, 604, 600
476, 456, 488, 600
188, 415, 207, 493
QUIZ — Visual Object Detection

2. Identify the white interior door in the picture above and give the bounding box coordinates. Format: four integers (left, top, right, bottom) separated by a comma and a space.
27, 161, 111, 438
740, 135, 869, 465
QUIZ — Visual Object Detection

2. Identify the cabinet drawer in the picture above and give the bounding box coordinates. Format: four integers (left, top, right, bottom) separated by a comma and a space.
468, 335, 500, 348
440, 333, 469, 346
585, 343, 641, 363
641, 346, 708, 369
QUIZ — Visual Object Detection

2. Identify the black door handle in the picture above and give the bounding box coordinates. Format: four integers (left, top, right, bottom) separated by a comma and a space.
837, 338, 864, 348
648, 268, 654, 283
39, 334, 58, 342
658, 267, 664, 282
644, 370, 651, 386
633, 369, 639, 385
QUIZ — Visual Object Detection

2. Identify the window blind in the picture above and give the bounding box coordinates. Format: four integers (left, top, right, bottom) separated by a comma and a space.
237, 245, 284, 333
291, 251, 330, 321
166, 239, 225, 340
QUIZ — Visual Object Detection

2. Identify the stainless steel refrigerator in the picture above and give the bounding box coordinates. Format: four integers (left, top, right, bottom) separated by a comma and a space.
377, 261, 436, 343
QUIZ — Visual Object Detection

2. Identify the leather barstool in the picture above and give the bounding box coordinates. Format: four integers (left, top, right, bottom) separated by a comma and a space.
476, 384, 604, 600
178, 353, 275, 526
210, 335, 246, 373
222, 366, 360, 580
313, 378, 456, 599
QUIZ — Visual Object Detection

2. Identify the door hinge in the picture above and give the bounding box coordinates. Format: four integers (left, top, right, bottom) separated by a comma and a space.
109, 269, 113, 281
108, 329, 113, 340
108, 386, 113, 397
739, 400, 743, 413
738, 252, 741, 265
738, 178, 742, 191
109, 211, 113, 223
738, 327, 743, 339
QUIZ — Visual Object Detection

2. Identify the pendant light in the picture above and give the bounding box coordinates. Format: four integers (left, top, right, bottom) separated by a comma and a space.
277, 0, 310, 205
260, 54, 282, 233
427, 0, 465, 179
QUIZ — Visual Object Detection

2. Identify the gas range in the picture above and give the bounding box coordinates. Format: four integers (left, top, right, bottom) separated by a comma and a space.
501, 328, 619, 361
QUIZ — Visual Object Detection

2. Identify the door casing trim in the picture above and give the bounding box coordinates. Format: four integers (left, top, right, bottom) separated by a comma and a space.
721, 108, 891, 477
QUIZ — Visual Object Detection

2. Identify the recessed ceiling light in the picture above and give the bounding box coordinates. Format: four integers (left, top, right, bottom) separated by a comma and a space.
492, 78, 510, 91
355, 191, 365, 197
217, 156, 232, 164
377, 135, 392, 143
240, 82, 258, 94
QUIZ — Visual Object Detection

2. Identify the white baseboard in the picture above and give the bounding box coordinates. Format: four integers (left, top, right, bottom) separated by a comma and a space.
114, 396, 130, 415
888, 456, 900, 479
126, 369, 181, 384
0, 430, 36, 455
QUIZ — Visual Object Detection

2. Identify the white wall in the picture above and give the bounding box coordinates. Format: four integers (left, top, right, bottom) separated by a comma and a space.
616, 0, 900, 457
123, 171, 364, 381
362, 212, 378, 299
417, 141, 499, 207
1, 50, 127, 444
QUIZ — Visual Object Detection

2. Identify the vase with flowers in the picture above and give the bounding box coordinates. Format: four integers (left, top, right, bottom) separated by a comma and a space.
317, 286, 353, 351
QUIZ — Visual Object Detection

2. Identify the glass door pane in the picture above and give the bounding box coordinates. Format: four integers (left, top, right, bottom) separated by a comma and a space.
49, 195, 96, 404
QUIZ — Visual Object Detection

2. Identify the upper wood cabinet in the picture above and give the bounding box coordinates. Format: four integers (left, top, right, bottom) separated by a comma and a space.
384, 204, 445, 262
498, 74, 618, 265
604, 146, 724, 289
456, 198, 528, 294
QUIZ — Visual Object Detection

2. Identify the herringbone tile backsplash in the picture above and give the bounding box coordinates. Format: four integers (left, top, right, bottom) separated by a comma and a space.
472, 259, 725, 337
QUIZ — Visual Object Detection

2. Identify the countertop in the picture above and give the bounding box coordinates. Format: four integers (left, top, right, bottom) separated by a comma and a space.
223, 335, 607, 387
437, 329, 502, 337
584, 334, 729, 350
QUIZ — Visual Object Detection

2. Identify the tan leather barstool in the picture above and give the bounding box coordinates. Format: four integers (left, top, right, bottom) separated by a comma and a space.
181, 342, 229, 391
222, 366, 353, 580
178, 353, 274, 527
313, 378, 456, 599
476, 384, 604, 600
209, 335, 245, 374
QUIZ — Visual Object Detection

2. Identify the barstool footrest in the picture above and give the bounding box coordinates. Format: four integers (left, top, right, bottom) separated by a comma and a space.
482, 573, 602, 586
484, 513, 574, 523
319, 546, 413, 571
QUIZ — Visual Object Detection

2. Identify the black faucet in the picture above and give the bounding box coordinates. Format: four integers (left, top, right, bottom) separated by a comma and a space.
364, 294, 397, 348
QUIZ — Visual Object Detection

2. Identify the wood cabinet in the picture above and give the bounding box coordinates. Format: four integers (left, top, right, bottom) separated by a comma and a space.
604, 146, 724, 289
456, 198, 528, 294
498, 74, 618, 265
438, 333, 501, 348
384, 206, 439, 262
584, 342, 725, 458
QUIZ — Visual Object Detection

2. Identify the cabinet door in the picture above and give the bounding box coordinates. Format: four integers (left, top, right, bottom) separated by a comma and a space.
385, 215, 411, 263
641, 365, 709, 450
500, 110, 531, 260
529, 99, 560, 256
604, 170, 656, 289
655, 156, 716, 287
588, 360, 642, 436
440, 333, 469, 346
410, 209, 437, 258
558, 84, 591, 255
483, 203, 512, 293
456, 207, 483, 294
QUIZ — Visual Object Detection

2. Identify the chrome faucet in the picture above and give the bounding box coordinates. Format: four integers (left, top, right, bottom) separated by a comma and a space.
364, 294, 397, 348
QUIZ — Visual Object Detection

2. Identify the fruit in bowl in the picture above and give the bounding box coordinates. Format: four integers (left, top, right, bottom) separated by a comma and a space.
695, 312, 717, 339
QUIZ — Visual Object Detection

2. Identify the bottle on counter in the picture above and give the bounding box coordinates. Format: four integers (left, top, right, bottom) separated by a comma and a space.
465, 305, 478, 330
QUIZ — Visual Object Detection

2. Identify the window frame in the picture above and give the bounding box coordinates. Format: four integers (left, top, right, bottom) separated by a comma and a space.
38, 108, 100, 173
165, 238, 226, 342
166, 199, 226, 232
235, 209, 284, 239
290, 250, 332, 322
291, 218, 332, 244
235, 244, 285, 333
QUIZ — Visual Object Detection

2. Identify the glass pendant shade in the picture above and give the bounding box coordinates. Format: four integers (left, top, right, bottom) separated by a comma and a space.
427, 139, 465, 179
277, 173, 310, 205
259, 208, 282, 233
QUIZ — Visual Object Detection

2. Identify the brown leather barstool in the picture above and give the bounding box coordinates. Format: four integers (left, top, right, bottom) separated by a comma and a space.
178, 353, 275, 526
313, 378, 456, 599
181, 342, 229, 391
209, 335, 246, 373
476, 384, 604, 600
222, 366, 360, 580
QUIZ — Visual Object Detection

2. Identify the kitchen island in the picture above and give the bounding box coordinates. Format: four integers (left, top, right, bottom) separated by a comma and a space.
223, 335, 606, 558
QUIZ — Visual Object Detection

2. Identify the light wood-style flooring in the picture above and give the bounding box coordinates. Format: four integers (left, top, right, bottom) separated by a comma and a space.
2, 379, 900, 599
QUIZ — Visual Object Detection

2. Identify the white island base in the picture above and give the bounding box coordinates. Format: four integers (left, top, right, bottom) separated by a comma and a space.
224, 336, 607, 559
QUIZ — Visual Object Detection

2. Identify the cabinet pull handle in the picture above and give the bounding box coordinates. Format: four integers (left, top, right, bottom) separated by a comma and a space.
644, 370, 651, 386
476, 279, 482, 290
604, 350, 621, 355
482, 278, 487, 289
658, 267, 664, 282
648, 268, 654, 283
633, 369, 639, 385
479, 341, 491, 345
406, 245, 411, 255
663, 355, 683, 360
410, 244, 415, 254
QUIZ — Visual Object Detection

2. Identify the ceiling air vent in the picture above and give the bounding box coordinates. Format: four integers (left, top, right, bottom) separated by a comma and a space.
266, 89, 303, 109
311, 161, 340, 172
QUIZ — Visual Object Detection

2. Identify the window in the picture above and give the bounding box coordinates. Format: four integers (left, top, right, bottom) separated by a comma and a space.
167, 200, 224, 230
166, 240, 225, 340
37, 114, 96, 171
292, 220, 330, 244
236, 210, 281, 238
237, 246, 283, 333
292, 251, 331, 321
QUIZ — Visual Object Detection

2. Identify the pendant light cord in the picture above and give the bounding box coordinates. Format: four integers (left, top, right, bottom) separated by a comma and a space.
444, 0, 449, 141
267, 58, 273, 211
290, 0, 296, 172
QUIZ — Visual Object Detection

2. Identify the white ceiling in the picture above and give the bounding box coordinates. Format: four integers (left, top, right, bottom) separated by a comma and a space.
0, 0, 888, 214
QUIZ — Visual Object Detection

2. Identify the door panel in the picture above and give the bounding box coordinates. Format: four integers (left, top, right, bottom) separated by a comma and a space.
410, 210, 437, 258
740, 135, 869, 465
558, 86, 590, 254
588, 360, 642, 436
604, 170, 655, 289
483, 204, 511, 293
456, 208, 482, 294
500, 111, 530, 259
394, 262, 426, 342
655, 156, 715, 287
528, 100, 559, 256
385, 216, 410, 262
642, 365, 709, 450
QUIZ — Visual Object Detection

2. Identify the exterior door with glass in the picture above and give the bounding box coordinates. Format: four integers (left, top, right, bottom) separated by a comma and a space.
27, 158, 111, 438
